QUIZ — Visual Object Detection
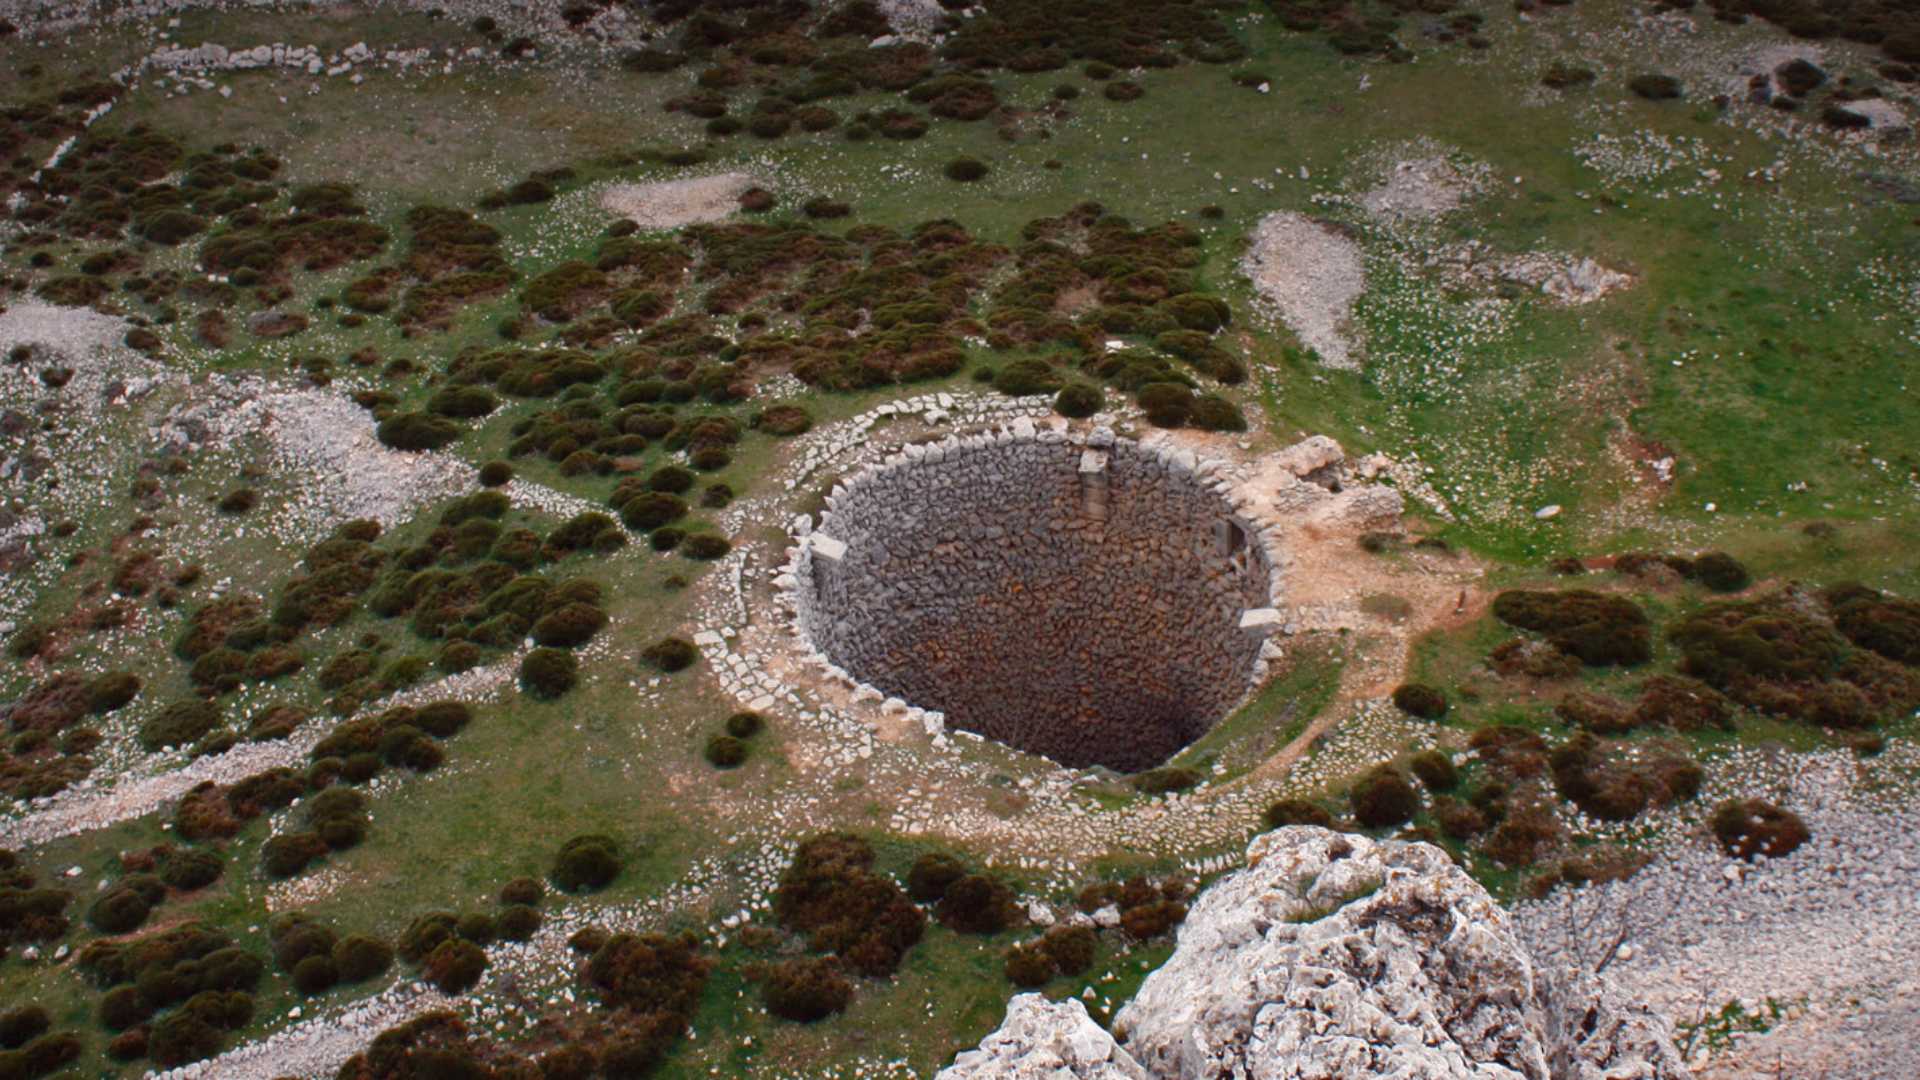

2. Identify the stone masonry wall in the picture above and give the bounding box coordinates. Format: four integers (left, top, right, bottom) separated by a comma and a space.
794, 426, 1275, 773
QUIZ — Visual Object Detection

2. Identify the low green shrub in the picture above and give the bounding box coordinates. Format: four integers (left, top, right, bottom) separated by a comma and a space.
1131, 766, 1200, 794
375, 412, 462, 452
519, 648, 579, 699
262, 832, 329, 878
551, 834, 622, 893
944, 157, 990, 182
681, 533, 732, 560
1054, 382, 1103, 418
642, 637, 699, 672
159, 848, 223, 891
703, 734, 747, 768
333, 934, 393, 982
139, 700, 224, 752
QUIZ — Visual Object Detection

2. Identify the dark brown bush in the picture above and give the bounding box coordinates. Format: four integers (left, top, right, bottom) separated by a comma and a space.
1480, 803, 1563, 868
775, 833, 925, 976
1827, 585, 1920, 666
1408, 750, 1458, 791
334, 935, 393, 982
1554, 690, 1635, 734
500, 877, 544, 906
1709, 798, 1809, 860
906, 852, 966, 902
0, 1004, 51, 1049
1120, 899, 1186, 939
1549, 733, 1702, 822
936, 873, 1018, 934
420, 938, 487, 994
641, 637, 699, 672
1040, 924, 1097, 974
1350, 765, 1420, 829
1004, 942, 1055, 987
583, 931, 711, 1046
262, 832, 329, 878
519, 647, 579, 699
1432, 795, 1488, 839
762, 956, 851, 1022
1629, 675, 1732, 732
1263, 798, 1333, 829
1492, 590, 1652, 666
1391, 683, 1447, 719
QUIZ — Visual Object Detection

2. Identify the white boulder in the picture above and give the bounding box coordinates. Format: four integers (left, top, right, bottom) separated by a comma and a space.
939, 995, 1148, 1080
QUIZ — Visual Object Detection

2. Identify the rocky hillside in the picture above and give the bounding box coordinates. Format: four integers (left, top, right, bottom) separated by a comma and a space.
946, 827, 1684, 1079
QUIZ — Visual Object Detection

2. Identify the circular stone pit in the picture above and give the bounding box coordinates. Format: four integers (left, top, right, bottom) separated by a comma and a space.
792, 427, 1278, 773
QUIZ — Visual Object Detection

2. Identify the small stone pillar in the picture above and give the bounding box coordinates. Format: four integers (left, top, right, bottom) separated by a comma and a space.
1078, 450, 1110, 523
810, 532, 847, 602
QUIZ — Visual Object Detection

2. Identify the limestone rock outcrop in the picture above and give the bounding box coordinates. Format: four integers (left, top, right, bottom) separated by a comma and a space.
939, 995, 1149, 1080
945, 828, 1685, 1080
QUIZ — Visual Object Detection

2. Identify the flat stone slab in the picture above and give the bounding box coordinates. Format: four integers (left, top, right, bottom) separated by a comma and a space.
810, 533, 848, 561
1239, 608, 1283, 632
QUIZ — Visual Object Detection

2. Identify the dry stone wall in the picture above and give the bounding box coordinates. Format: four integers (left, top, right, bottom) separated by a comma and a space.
793, 424, 1276, 773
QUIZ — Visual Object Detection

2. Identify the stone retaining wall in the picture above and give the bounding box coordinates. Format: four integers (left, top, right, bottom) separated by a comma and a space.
792, 424, 1277, 772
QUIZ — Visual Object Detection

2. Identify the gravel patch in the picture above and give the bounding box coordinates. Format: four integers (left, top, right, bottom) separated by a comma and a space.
598, 172, 757, 231
151, 981, 452, 1080
1357, 152, 1487, 221
876, 0, 949, 38
0, 653, 522, 848
1240, 212, 1366, 371
1516, 742, 1920, 1077
178, 382, 471, 542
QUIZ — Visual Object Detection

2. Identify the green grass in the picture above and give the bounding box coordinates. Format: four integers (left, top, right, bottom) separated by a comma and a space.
1173, 637, 1346, 783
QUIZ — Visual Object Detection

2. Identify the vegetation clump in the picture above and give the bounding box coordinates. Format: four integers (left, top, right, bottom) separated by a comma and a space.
581, 931, 710, 1062
774, 833, 925, 976
763, 956, 852, 1023
1264, 798, 1334, 829
944, 156, 990, 182
519, 647, 580, 699
1491, 589, 1652, 667
1709, 798, 1810, 860
1350, 765, 1421, 829
1669, 591, 1920, 728
936, 873, 1019, 934
1391, 683, 1447, 719
703, 734, 747, 768
1549, 732, 1702, 822
551, 834, 623, 893
642, 636, 700, 672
